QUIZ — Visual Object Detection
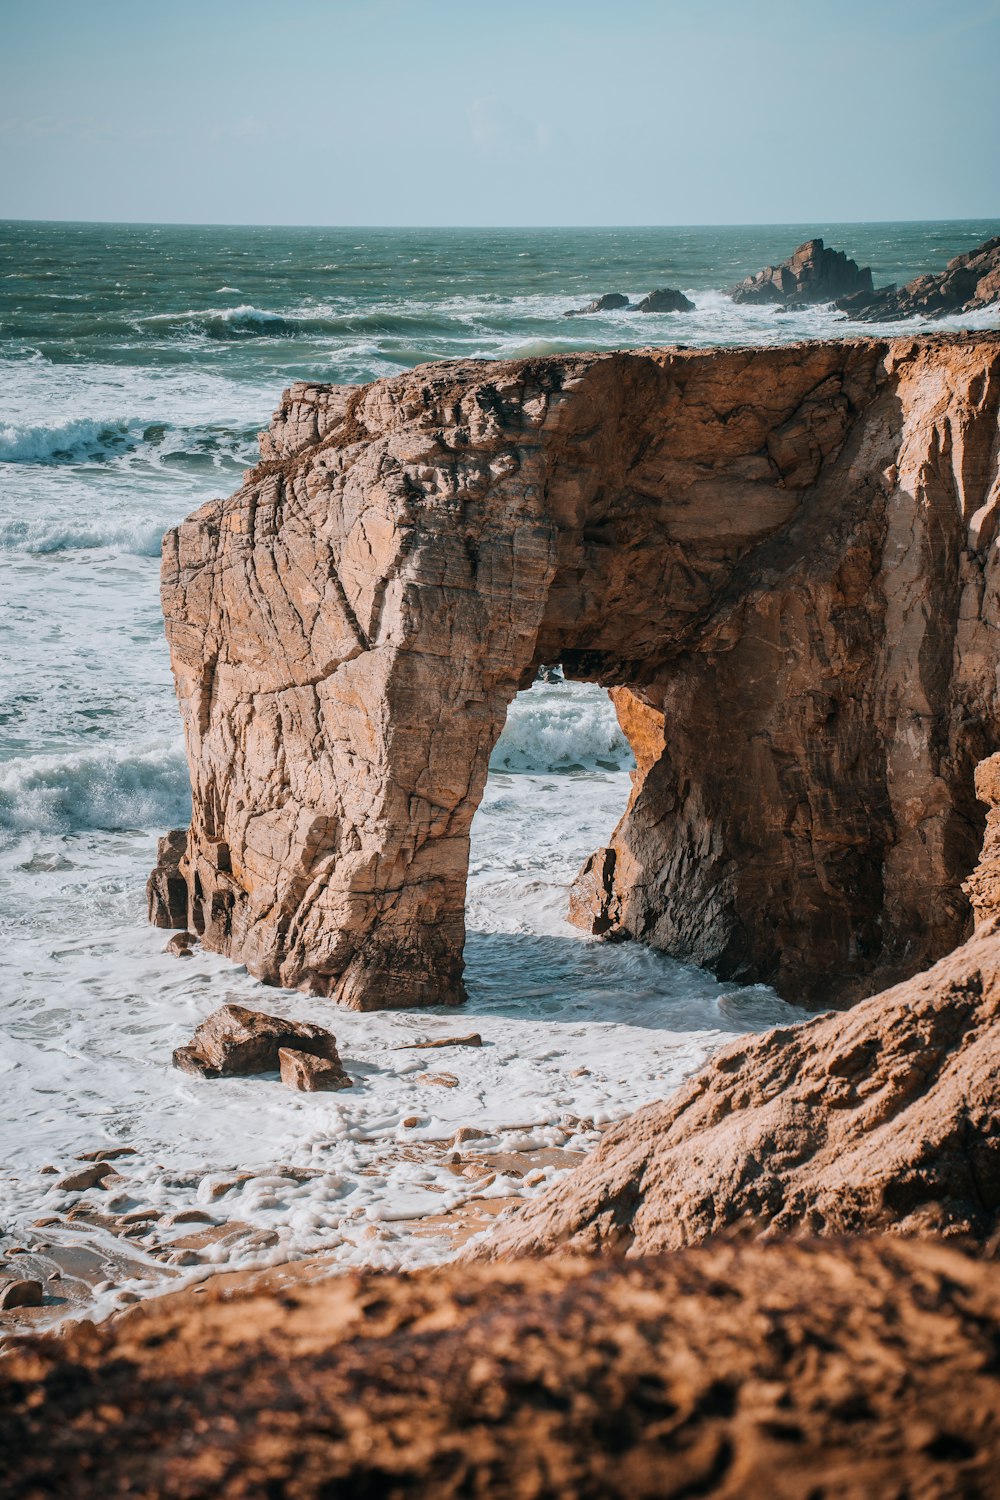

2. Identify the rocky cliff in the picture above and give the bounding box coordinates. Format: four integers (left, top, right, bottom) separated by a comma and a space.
154, 333, 1000, 1010
474, 914, 1000, 1259
4, 1239, 999, 1498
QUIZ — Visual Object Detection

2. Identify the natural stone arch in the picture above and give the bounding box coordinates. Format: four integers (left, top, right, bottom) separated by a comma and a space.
151, 334, 1000, 1011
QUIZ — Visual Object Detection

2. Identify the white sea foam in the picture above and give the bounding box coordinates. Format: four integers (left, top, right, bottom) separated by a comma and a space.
491, 680, 633, 773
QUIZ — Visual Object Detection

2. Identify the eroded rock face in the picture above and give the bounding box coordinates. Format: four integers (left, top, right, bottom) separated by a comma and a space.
3, 1240, 1000, 1498
155, 333, 1000, 1009
729, 238, 874, 305
475, 915, 1000, 1259
842, 235, 1000, 321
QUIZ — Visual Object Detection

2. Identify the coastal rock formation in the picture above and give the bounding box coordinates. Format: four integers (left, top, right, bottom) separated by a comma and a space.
154, 332, 1000, 1009
634, 287, 694, 312
841, 235, 1000, 321
563, 291, 630, 315
3, 1240, 1000, 1498
476, 913, 1000, 1259
729, 238, 873, 305
171, 1003, 344, 1079
964, 752, 1000, 925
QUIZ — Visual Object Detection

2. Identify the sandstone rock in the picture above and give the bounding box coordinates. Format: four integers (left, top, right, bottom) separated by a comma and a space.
452, 1125, 487, 1144
76, 1146, 137, 1162
963, 751, 1000, 927
155, 333, 1000, 1010
730, 238, 874, 305
3, 1241, 1000, 1497
417, 1072, 459, 1088
146, 827, 189, 929
475, 916, 1000, 1260
843, 235, 1000, 322
633, 287, 694, 312
403, 1032, 482, 1050
278, 1046, 352, 1092
55, 1163, 115, 1194
0, 1279, 42, 1310
562, 291, 629, 315
163, 931, 197, 957
172, 1003, 341, 1078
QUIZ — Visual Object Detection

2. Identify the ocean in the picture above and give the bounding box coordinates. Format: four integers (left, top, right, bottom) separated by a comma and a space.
2, 218, 998, 1323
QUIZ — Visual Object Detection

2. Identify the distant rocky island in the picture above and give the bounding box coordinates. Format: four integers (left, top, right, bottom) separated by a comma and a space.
563, 232, 1000, 322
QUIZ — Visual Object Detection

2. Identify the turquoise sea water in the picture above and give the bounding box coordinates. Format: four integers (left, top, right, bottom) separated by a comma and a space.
0, 220, 997, 1312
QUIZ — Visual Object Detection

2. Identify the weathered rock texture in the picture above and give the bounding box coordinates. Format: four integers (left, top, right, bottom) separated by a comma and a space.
475, 916, 1000, 1260
730, 238, 874, 305
4, 1240, 1000, 1499
964, 752, 1000, 926
155, 332, 1000, 1009
172, 1003, 343, 1079
842, 235, 1000, 322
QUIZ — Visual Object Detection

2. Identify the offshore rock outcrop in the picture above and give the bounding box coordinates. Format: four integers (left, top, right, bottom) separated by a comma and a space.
729, 237, 874, 305
4, 1240, 1000, 1498
154, 333, 1000, 1010
841, 235, 1000, 321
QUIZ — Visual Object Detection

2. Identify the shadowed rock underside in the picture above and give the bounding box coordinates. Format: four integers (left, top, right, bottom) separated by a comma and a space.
154, 332, 1000, 1009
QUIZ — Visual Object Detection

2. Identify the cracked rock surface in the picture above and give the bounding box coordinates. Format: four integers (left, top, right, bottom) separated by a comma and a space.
155, 333, 1000, 1009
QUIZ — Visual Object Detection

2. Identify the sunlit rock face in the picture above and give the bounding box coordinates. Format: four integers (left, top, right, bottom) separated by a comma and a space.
154, 333, 1000, 1010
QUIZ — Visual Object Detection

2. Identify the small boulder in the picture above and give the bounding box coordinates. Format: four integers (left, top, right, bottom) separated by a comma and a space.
562, 292, 630, 316
0, 1279, 43, 1310
633, 288, 695, 313
279, 1047, 352, 1093
55, 1162, 115, 1193
172, 1003, 341, 1078
164, 931, 197, 957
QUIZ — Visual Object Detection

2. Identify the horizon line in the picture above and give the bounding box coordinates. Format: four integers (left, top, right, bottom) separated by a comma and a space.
3, 214, 1000, 233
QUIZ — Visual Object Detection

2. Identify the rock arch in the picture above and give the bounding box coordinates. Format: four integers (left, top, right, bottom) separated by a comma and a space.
150, 333, 1000, 1011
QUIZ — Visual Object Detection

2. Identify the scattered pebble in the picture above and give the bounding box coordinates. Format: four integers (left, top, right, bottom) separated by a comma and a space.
417, 1073, 459, 1088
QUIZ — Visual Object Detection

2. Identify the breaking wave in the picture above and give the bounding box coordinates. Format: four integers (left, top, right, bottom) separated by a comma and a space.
0, 417, 144, 464
0, 515, 168, 556
490, 682, 634, 774
0, 415, 258, 472
0, 740, 190, 834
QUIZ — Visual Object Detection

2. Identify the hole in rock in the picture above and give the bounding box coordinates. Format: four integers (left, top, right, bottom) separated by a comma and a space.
461, 669, 794, 1033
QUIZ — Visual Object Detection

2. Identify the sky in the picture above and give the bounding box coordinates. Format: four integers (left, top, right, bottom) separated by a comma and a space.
1, 0, 997, 226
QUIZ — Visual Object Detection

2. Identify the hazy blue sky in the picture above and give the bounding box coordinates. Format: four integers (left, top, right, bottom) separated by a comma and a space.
2, 0, 997, 225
